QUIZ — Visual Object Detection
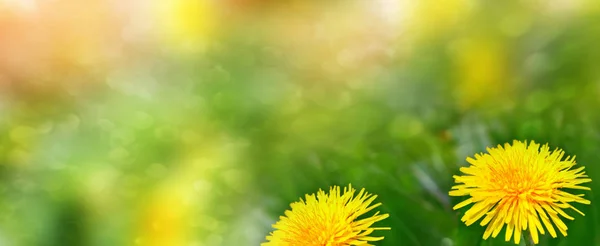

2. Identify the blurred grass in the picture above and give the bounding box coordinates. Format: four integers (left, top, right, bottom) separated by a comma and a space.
1, 0, 600, 246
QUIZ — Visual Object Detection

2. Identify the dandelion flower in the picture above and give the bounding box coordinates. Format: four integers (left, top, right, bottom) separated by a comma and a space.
450, 140, 592, 244
262, 184, 390, 246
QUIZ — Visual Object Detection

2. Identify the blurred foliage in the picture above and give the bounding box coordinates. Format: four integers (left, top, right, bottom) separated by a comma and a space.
1, 0, 600, 246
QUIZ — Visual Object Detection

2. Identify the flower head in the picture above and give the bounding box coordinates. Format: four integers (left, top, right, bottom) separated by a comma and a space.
262, 184, 390, 246
450, 140, 592, 244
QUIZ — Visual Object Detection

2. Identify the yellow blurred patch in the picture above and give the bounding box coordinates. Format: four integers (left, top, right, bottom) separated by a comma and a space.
137, 189, 189, 246
136, 133, 249, 245
582, 0, 600, 14
452, 37, 510, 110
407, 0, 471, 39
154, 0, 217, 52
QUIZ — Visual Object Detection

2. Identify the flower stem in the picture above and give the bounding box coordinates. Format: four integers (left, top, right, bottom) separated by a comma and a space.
522, 229, 535, 246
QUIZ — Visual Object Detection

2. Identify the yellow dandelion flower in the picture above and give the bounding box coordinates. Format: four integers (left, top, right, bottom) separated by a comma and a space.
450, 140, 592, 244
262, 184, 390, 246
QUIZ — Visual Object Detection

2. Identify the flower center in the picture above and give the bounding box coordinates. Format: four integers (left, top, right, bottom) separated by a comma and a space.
501, 183, 536, 199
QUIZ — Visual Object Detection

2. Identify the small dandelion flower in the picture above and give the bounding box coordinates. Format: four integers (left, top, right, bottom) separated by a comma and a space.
450, 140, 592, 244
262, 184, 390, 246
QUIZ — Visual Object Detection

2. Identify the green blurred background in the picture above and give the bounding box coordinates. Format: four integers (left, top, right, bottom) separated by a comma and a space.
1, 0, 600, 245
